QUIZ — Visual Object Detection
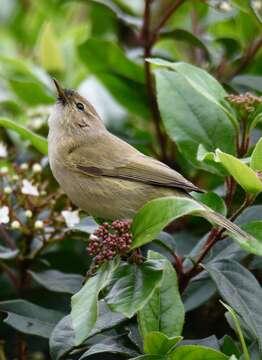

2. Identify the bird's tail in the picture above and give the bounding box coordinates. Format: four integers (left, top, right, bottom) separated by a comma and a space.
203, 208, 252, 242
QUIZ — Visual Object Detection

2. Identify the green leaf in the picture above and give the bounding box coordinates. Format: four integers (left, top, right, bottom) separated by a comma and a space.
37, 22, 65, 72
131, 197, 205, 249
0, 56, 53, 106
78, 39, 149, 118
50, 301, 126, 360
89, 0, 141, 27
221, 335, 241, 357
138, 251, 184, 338
230, 0, 262, 27
250, 138, 262, 171
9, 79, 54, 106
231, 75, 262, 94
131, 196, 255, 253
49, 315, 75, 360
98, 73, 150, 119
155, 69, 235, 167
159, 30, 211, 61
79, 39, 144, 83
230, 0, 250, 13
79, 335, 139, 359
182, 277, 217, 312
197, 144, 227, 175
169, 345, 229, 360
144, 331, 182, 355
191, 192, 227, 216
105, 260, 164, 318
205, 259, 262, 349
231, 221, 262, 256
215, 149, 262, 194
220, 302, 250, 360
0, 118, 48, 155
71, 259, 119, 346
29, 270, 84, 294
150, 59, 237, 128
0, 245, 19, 260
0, 300, 63, 339
132, 356, 167, 360
249, 0, 262, 25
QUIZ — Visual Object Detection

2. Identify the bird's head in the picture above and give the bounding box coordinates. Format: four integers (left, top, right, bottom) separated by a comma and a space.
48, 79, 105, 135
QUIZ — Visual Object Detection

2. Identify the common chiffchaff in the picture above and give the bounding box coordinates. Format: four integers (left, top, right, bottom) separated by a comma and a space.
48, 80, 251, 241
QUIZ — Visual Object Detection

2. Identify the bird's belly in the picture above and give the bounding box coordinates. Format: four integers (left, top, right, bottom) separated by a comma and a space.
54, 167, 176, 219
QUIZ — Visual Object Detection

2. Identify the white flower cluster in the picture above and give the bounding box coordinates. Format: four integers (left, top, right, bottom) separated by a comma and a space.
61, 210, 80, 228
0, 142, 7, 158
0, 206, 9, 224
21, 180, 39, 196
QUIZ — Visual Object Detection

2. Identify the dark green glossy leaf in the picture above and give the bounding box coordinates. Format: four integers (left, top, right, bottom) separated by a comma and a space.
182, 277, 217, 312
155, 69, 235, 166
49, 315, 74, 360
205, 259, 262, 349
138, 251, 184, 338
231, 75, 262, 94
106, 260, 164, 318
50, 301, 126, 360
79, 335, 139, 359
0, 245, 19, 260
71, 259, 119, 346
221, 335, 241, 357
0, 300, 63, 339
29, 270, 84, 294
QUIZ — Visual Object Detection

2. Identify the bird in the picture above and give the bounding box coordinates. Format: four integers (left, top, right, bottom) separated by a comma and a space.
48, 79, 252, 241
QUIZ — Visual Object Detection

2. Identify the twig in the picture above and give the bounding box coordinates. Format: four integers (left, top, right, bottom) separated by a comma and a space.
0, 226, 16, 250
150, 0, 186, 45
0, 261, 19, 288
142, 0, 167, 161
226, 36, 262, 81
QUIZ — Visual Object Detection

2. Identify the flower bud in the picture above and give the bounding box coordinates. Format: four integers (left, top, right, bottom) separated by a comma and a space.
0, 166, 8, 175
34, 220, 44, 229
25, 210, 33, 218
20, 163, 29, 171
32, 163, 42, 174
4, 186, 12, 194
11, 220, 20, 229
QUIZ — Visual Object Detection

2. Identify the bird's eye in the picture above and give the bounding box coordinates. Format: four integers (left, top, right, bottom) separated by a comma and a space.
76, 102, 85, 111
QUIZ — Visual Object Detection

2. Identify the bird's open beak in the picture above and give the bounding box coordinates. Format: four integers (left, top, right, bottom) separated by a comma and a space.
53, 78, 67, 103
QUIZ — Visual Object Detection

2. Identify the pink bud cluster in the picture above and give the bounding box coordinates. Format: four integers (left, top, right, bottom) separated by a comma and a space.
87, 220, 132, 265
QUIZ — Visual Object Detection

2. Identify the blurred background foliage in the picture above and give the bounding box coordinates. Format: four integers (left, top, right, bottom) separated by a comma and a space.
0, 0, 262, 359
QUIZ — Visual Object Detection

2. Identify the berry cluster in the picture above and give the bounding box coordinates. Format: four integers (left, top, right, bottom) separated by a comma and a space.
226, 92, 261, 113
87, 220, 132, 266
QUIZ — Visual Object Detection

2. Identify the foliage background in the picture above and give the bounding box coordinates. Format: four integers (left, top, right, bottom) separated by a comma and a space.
0, 0, 262, 359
